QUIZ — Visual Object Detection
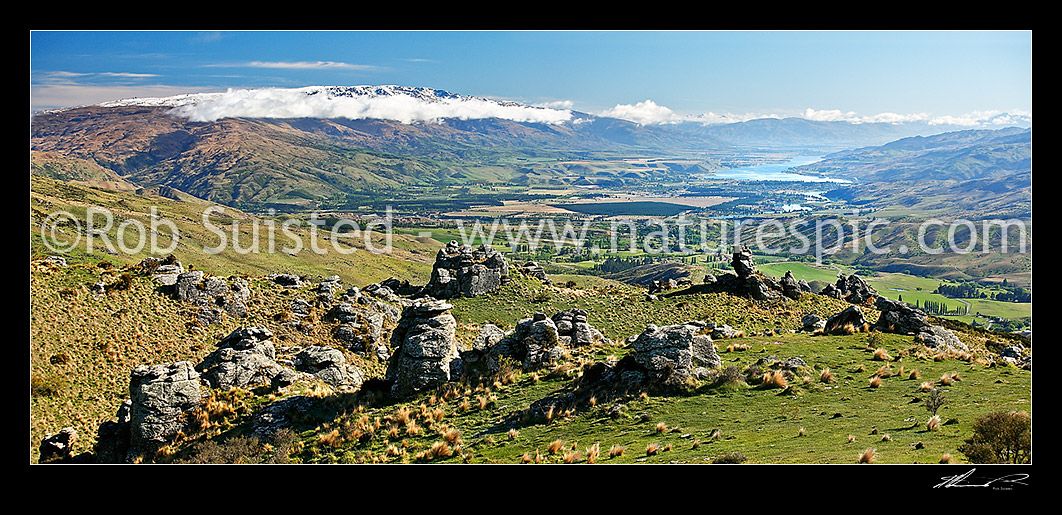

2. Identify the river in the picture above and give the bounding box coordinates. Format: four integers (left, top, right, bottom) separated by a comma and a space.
704, 155, 850, 183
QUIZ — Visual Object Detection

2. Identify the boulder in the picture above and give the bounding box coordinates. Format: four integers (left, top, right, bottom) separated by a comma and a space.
385, 300, 460, 398
874, 297, 967, 351
39, 427, 78, 463
94, 400, 132, 463
823, 305, 870, 334
128, 361, 203, 457
496, 312, 565, 372
801, 313, 826, 333
627, 321, 721, 386
552, 308, 612, 347
272, 273, 303, 287
195, 327, 298, 390
824, 273, 878, 305
731, 246, 757, 279
519, 261, 551, 284
173, 271, 250, 325
779, 270, 803, 300
294, 345, 364, 391
423, 240, 510, 299
329, 302, 387, 353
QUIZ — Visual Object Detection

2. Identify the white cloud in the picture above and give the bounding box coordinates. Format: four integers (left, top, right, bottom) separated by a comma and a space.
164, 86, 573, 124
599, 99, 683, 125
803, 107, 936, 124
536, 99, 575, 110
243, 61, 383, 71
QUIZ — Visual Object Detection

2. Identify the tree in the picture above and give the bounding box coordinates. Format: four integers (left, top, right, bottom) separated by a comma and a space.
957, 410, 1031, 464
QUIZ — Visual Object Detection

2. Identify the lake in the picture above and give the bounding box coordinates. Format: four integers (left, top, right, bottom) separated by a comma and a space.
704, 155, 851, 183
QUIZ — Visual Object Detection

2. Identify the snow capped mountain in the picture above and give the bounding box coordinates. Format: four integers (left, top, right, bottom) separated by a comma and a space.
96, 85, 575, 125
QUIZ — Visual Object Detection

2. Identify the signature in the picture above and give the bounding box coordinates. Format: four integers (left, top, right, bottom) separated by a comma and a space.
934, 468, 1029, 489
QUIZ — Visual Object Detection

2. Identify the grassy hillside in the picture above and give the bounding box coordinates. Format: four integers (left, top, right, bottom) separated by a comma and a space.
30, 175, 439, 286
29, 261, 1031, 464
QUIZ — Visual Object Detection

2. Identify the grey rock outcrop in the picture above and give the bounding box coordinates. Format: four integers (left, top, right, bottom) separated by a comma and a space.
519, 261, 551, 284
196, 327, 298, 390
272, 273, 303, 287
385, 300, 460, 398
823, 305, 870, 334
128, 361, 203, 457
822, 273, 878, 305
327, 286, 400, 356
294, 345, 364, 392
627, 321, 721, 386
39, 427, 78, 463
423, 240, 510, 299
94, 400, 132, 463
552, 308, 612, 347
521, 320, 722, 422
315, 276, 342, 306
801, 313, 826, 333
710, 246, 782, 301
873, 297, 967, 351
251, 395, 315, 439
779, 270, 804, 300
999, 344, 1031, 369
173, 271, 250, 326
138, 256, 184, 286
43, 255, 68, 267
495, 312, 566, 372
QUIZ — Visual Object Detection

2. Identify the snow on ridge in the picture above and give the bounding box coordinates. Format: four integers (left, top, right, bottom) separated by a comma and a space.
97, 85, 574, 125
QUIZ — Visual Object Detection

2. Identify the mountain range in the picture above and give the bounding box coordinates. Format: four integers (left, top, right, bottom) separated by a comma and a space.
30, 85, 1032, 207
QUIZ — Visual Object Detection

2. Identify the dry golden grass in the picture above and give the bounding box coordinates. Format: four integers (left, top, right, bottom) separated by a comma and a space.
562, 450, 581, 463
318, 429, 343, 447
927, 415, 941, 431
442, 428, 461, 446
655, 422, 668, 433
762, 370, 788, 389
508, 428, 520, 440
909, 369, 921, 380
427, 441, 452, 459
869, 376, 882, 388
819, 368, 835, 383
609, 445, 626, 458
858, 448, 876, 464
586, 443, 600, 464
645, 443, 660, 456
872, 348, 892, 361
940, 453, 953, 464
547, 439, 565, 455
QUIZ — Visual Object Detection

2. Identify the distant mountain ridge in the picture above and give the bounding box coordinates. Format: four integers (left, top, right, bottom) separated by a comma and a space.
799, 127, 1032, 183
30, 85, 1032, 207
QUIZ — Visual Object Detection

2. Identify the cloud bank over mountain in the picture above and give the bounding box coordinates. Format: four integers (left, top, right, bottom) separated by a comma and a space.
102, 86, 575, 125
598, 101, 1031, 128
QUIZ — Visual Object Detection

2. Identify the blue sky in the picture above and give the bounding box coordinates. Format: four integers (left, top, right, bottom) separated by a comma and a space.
29, 30, 1032, 125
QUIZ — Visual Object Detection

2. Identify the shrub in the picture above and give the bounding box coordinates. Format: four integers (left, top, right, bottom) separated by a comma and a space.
925, 387, 946, 415
713, 365, 745, 387
31, 374, 65, 397
958, 411, 1031, 464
